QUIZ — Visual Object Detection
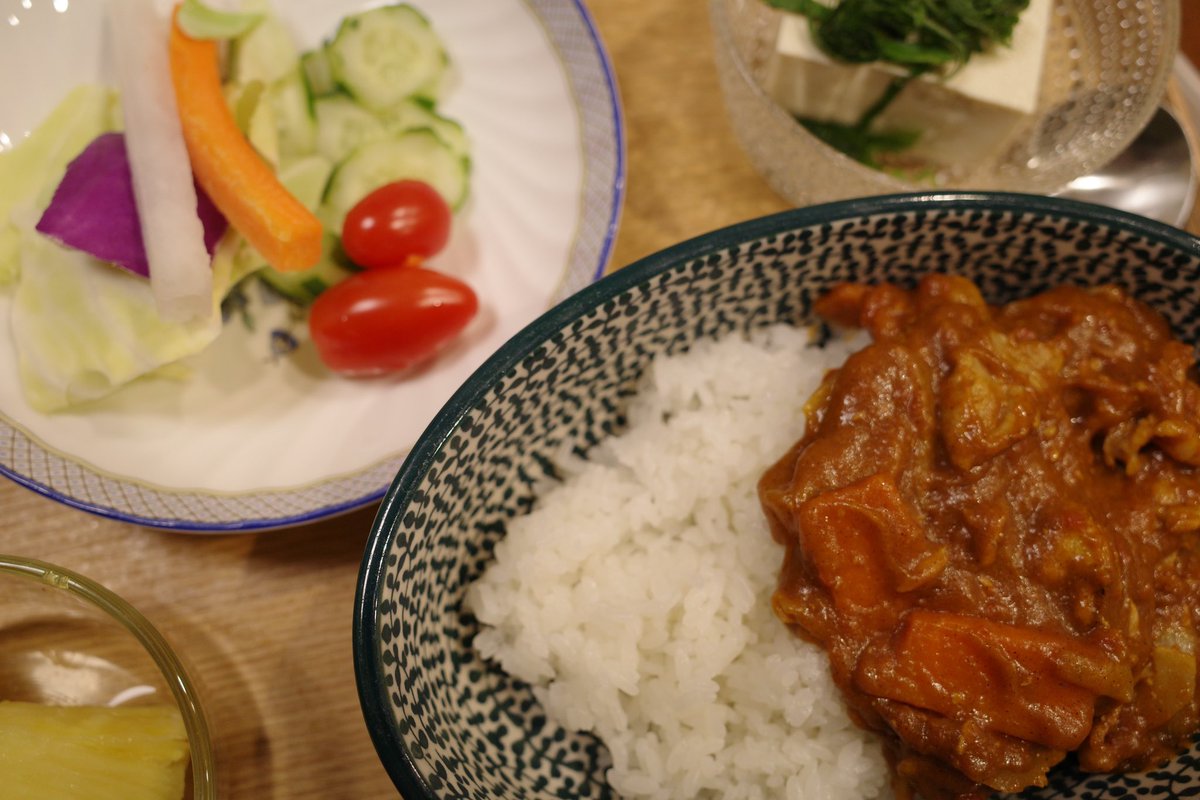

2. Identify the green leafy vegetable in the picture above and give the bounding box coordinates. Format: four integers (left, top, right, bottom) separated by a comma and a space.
765, 0, 1030, 167
798, 118, 920, 170
766, 0, 1029, 71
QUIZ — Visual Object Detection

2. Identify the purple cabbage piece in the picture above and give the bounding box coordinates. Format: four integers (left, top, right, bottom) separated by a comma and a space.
35, 131, 227, 278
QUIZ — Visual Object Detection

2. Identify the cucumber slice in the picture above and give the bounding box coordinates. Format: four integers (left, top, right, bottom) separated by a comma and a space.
255, 155, 348, 304
224, 79, 263, 134
230, 3, 300, 85
258, 232, 357, 304
326, 4, 448, 112
177, 0, 263, 40
324, 130, 470, 231
224, 80, 279, 166
313, 94, 385, 163
278, 154, 334, 211
269, 68, 318, 158
301, 48, 336, 98
381, 99, 469, 158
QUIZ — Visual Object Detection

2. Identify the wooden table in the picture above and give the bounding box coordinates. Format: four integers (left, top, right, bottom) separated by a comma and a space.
2, 2, 1199, 797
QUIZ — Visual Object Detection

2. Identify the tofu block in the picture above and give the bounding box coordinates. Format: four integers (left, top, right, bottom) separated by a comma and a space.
766, 0, 1053, 167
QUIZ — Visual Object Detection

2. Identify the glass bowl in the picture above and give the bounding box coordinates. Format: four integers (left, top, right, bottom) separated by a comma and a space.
0, 555, 215, 799
710, 0, 1181, 206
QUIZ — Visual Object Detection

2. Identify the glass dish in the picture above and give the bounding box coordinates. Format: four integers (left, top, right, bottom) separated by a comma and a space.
710, 0, 1181, 206
0, 555, 215, 799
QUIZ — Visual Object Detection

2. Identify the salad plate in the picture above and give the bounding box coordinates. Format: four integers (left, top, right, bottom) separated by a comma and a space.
0, 0, 624, 531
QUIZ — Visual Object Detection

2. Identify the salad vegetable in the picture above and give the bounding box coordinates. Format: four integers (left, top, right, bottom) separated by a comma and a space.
341, 180, 451, 269
13, 189, 239, 413
323, 130, 468, 224
1, 0, 477, 411
214, 0, 470, 292
308, 265, 478, 376
326, 4, 448, 112
168, 6, 324, 273
0, 84, 117, 287
35, 133, 226, 279
110, 0, 215, 323
308, 179, 470, 375
1, 87, 238, 412
176, 0, 263, 40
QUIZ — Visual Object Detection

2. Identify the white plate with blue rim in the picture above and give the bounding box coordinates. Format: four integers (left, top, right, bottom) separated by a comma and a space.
0, 0, 624, 531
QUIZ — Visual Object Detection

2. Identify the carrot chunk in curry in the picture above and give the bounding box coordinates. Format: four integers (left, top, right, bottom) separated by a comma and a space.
759, 276, 1200, 799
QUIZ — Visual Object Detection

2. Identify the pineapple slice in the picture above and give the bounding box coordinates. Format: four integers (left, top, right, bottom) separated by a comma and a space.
0, 701, 190, 800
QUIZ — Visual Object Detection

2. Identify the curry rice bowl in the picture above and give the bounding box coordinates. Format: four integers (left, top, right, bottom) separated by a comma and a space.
354, 194, 1200, 800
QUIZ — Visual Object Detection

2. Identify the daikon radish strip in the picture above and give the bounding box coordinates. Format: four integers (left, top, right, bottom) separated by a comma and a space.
107, 0, 214, 322
168, 6, 323, 272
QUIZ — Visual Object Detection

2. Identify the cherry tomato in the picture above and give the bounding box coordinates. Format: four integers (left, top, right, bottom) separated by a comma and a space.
309, 265, 478, 376
341, 180, 452, 269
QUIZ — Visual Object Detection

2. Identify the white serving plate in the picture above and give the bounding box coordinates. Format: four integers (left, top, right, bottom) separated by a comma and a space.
0, 0, 624, 531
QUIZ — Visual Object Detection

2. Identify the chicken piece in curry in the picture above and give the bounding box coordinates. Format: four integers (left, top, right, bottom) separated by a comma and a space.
759, 276, 1200, 799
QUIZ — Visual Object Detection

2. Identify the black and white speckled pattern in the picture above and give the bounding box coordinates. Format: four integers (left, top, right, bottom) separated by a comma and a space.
355, 194, 1200, 800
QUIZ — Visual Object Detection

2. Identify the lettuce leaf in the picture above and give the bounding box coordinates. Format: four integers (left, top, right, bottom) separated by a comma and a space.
0, 85, 120, 286
2, 86, 252, 412
10, 231, 245, 412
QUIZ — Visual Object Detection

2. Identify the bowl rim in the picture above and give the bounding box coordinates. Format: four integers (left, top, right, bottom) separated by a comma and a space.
353, 190, 1200, 798
0, 553, 216, 799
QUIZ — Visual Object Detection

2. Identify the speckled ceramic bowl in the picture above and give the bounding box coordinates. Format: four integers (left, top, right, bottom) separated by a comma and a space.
355, 193, 1200, 800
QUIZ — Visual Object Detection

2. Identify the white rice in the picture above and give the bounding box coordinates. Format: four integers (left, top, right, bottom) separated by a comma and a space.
465, 324, 889, 800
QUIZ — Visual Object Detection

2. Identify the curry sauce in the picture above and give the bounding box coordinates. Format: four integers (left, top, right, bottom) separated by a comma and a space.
759, 276, 1200, 799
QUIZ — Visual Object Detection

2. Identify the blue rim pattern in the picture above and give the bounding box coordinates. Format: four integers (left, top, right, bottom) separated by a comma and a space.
543, 0, 625, 293
354, 191, 1200, 799
0, 0, 626, 533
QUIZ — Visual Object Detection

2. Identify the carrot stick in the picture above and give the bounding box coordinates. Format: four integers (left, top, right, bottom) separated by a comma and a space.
855, 610, 1112, 751
797, 474, 947, 617
167, 5, 321, 271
